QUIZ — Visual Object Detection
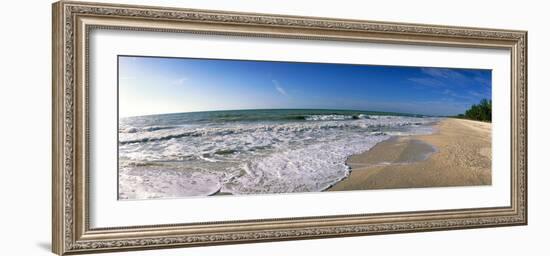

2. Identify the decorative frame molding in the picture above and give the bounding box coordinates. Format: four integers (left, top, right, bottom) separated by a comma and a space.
52, 1, 527, 255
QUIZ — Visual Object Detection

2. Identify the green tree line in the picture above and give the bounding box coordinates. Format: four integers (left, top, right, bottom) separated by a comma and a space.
456, 99, 491, 122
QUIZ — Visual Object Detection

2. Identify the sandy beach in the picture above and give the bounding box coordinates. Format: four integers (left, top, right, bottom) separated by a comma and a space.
329, 118, 492, 191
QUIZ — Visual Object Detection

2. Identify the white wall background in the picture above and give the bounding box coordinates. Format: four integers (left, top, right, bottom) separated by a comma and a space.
0, 0, 547, 255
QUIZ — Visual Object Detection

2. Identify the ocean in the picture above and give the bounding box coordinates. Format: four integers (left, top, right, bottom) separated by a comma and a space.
118, 109, 439, 199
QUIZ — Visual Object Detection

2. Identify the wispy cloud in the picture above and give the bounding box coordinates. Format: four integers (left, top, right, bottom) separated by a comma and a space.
407, 77, 446, 88
473, 76, 491, 87
407, 68, 466, 88
408, 67, 491, 103
272, 80, 288, 96
468, 90, 487, 98
442, 89, 477, 101
410, 67, 488, 89
420, 67, 467, 80
172, 77, 188, 86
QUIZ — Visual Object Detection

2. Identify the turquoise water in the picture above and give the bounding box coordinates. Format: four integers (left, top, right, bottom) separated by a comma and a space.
121, 109, 425, 127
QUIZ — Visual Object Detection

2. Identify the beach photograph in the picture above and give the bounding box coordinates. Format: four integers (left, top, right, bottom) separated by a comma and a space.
118, 56, 492, 200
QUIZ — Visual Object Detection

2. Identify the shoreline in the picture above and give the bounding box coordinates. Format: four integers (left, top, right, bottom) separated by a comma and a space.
329, 118, 492, 191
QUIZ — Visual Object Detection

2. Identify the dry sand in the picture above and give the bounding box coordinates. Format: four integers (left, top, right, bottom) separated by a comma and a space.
329, 118, 492, 191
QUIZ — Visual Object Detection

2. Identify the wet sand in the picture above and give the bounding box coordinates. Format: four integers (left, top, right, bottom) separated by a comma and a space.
329, 118, 492, 191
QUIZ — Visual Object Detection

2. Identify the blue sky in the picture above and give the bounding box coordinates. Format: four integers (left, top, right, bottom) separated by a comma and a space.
118, 56, 491, 117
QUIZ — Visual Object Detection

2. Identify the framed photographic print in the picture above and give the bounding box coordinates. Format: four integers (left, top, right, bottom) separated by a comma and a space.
52, 1, 527, 255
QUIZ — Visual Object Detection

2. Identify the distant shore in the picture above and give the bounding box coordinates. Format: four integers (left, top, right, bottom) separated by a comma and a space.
329, 118, 492, 191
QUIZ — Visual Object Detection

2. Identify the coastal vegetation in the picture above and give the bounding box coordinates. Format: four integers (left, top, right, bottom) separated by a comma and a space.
456, 99, 492, 122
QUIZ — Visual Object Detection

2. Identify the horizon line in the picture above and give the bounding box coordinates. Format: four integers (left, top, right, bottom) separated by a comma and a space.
119, 107, 441, 119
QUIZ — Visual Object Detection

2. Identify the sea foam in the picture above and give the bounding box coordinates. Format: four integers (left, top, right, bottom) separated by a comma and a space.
118, 112, 439, 199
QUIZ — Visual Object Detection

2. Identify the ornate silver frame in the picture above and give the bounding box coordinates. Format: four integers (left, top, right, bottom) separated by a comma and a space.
52, 1, 527, 255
